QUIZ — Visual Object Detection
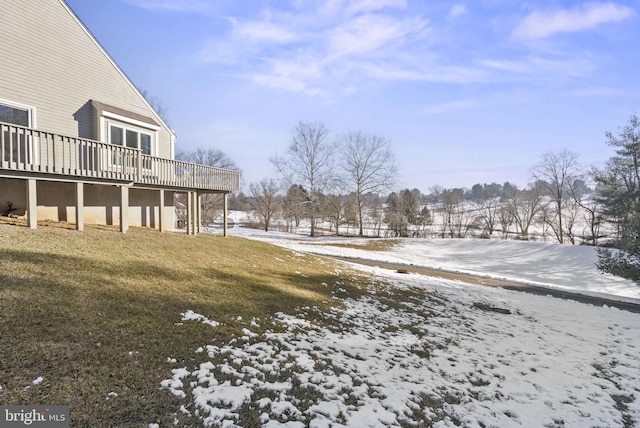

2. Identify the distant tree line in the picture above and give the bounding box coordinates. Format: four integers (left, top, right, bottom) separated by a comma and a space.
243, 141, 596, 245
232, 176, 597, 240
183, 115, 640, 285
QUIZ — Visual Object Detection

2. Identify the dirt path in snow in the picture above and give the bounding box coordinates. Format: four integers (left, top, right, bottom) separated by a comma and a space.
325, 255, 640, 314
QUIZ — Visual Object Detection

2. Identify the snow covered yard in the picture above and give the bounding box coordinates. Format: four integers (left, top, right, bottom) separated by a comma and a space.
228, 228, 640, 302
161, 229, 640, 427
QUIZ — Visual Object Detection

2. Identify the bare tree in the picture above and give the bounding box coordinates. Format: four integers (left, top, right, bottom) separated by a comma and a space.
176, 148, 238, 170
140, 89, 170, 125
271, 122, 335, 237
476, 197, 500, 237
450, 199, 475, 238
282, 185, 310, 232
369, 194, 385, 237
498, 205, 514, 239
427, 185, 445, 237
175, 147, 239, 226
343, 198, 359, 235
249, 178, 280, 232
470, 183, 503, 237
531, 149, 580, 243
574, 176, 602, 245
320, 178, 351, 235
440, 188, 465, 238
504, 182, 545, 240
581, 197, 603, 245
321, 193, 349, 235
340, 132, 399, 236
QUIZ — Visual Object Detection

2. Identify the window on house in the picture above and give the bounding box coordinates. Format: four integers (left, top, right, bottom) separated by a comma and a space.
110, 125, 123, 146
140, 134, 151, 155
1, 101, 33, 164
108, 123, 153, 168
140, 133, 152, 170
126, 129, 138, 149
109, 125, 124, 165
109, 124, 152, 152
0, 104, 29, 127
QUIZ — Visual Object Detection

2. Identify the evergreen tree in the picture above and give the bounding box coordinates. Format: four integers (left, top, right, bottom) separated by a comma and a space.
594, 114, 640, 284
385, 189, 420, 237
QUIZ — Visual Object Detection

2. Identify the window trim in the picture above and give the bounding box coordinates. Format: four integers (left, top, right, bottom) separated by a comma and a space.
0, 98, 36, 128
0, 99, 37, 165
102, 110, 160, 132
100, 115, 158, 158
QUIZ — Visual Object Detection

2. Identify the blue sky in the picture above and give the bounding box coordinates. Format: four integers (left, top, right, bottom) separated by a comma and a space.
65, 0, 639, 191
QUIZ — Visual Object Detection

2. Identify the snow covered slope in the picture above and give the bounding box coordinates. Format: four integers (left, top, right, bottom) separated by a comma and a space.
227, 228, 640, 301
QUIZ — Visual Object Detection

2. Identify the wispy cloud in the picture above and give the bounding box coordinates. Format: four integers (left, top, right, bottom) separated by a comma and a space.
197, 1, 433, 97
345, 0, 407, 15
449, 4, 468, 19
122, 0, 211, 13
232, 19, 298, 44
198, 14, 304, 65
192, 0, 630, 98
513, 2, 635, 40
248, 60, 326, 97
365, 63, 489, 84
422, 99, 476, 115
328, 14, 427, 58
320, 0, 407, 16
568, 86, 623, 97
480, 55, 594, 78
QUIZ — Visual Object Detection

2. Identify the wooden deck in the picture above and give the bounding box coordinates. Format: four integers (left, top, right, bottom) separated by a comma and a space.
1, 122, 239, 235
0, 122, 240, 192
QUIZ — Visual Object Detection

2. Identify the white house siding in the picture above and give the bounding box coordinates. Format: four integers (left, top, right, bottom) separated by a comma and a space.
0, 1, 183, 231
0, 0, 174, 159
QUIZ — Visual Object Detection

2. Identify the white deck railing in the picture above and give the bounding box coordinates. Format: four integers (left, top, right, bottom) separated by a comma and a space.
0, 122, 239, 192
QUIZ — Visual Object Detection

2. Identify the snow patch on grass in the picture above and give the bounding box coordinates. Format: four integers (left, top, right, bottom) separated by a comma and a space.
163, 278, 640, 427
181, 310, 221, 328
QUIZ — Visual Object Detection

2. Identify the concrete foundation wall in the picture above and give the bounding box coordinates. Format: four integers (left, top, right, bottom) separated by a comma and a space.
0, 177, 176, 230
0, 178, 26, 216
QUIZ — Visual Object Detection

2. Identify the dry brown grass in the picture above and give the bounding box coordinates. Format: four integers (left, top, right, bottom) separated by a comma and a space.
319, 239, 402, 252
0, 220, 364, 426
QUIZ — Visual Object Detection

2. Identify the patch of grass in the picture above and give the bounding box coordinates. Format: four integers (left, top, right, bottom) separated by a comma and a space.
468, 376, 491, 387
408, 343, 432, 360
472, 302, 512, 315
611, 394, 636, 428
400, 391, 463, 427
321, 239, 402, 252
0, 223, 365, 426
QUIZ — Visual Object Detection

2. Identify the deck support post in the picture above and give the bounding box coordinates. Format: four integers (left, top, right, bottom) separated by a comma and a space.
186, 191, 199, 235
223, 193, 228, 237
196, 193, 202, 235
186, 191, 193, 235
120, 185, 129, 233
26, 178, 37, 229
158, 189, 165, 233
75, 182, 84, 231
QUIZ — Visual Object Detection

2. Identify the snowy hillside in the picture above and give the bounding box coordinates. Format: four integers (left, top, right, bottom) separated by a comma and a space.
228, 227, 640, 302
163, 227, 640, 427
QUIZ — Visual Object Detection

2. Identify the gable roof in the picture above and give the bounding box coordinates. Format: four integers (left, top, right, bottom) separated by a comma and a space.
59, 0, 176, 143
